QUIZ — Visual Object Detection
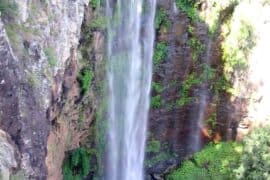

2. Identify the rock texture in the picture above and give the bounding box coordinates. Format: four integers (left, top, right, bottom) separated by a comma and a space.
0, 130, 17, 179
0, 0, 91, 179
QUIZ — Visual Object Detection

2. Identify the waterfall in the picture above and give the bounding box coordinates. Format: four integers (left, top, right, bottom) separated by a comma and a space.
105, 0, 156, 180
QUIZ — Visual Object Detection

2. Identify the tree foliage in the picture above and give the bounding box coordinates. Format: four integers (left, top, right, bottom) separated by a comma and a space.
167, 142, 243, 180
235, 126, 270, 179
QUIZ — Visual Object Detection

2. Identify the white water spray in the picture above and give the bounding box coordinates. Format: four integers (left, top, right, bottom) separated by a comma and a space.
105, 0, 156, 179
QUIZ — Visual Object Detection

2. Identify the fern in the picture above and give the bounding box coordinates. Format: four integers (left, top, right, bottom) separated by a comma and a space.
62, 147, 91, 180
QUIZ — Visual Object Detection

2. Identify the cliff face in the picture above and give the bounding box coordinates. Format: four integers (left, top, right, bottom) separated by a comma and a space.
145, 0, 239, 177
0, 0, 94, 179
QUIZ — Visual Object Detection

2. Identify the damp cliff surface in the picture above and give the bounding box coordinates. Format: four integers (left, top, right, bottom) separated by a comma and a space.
0, 0, 102, 179
145, 0, 261, 177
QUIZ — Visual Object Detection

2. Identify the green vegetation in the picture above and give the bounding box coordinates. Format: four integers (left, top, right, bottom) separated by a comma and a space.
145, 140, 176, 168
187, 37, 205, 61
63, 147, 91, 180
200, 63, 215, 82
10, 171, 27, 180
205, 112, 217, 133
93, 96, 107, 178
200, 0, 238, 37
175, 0, 198, 22
27, 72, 38, 88
151, 95, 161, 109
90, 0, 100, 9
155, 8, 170, 30
88, 16, 107, 30
44, 47, 57, 67
146, 152, 173, 168
177, 64, 216, 107
0, 0, 17, 19
153, 42, 167, 65
235, 126, 270, 179
152, 82, 164, 94
167, 142, 243, 180
146, 139, 161, 153
151, 82, 164, 109
78, 68, 94, 95
222, 19, 256, 81
5, 24, 20, 46
177, 73, 201, 106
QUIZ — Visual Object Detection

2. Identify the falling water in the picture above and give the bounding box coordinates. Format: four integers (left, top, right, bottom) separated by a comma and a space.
190, 40, 213, 153
105, 0, 156, 180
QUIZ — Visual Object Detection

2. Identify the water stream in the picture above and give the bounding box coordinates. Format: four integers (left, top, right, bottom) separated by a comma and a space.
105, 0, 156, 179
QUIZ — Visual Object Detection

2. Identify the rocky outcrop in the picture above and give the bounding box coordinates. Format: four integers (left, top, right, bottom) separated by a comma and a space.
0, 0, 91, 179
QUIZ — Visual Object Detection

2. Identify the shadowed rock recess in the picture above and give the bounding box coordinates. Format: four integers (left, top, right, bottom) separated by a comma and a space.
0, 0, 270, 179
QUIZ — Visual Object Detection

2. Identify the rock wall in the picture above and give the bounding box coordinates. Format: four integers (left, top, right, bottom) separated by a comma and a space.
0, 0, 96, 179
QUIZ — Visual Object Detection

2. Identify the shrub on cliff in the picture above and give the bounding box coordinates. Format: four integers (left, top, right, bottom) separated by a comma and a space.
167, 142, 243, 180
62, 147, 90, 180
235, 125, 270, 179
175, 0, 198, 22
78, 68, 94, 95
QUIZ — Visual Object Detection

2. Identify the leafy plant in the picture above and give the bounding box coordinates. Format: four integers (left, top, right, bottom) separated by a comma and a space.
222, 19, 256, 80
235, 126, 270, 179
167, 142, 243, 180
90, 0, 100, 9
187, 37, 205, 61
63, 147, 91, 180
152, 82, 164, 94
177, 73, 201, 106
78, 68, 94, 95
175, 0, 198, 22
153, 42, 167, 65
151, 95, 162, 109
155, 8, 170, 30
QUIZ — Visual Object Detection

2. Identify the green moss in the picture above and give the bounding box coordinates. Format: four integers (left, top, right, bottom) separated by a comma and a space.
153, 42, 167, 65
167, 142, 243, 180
78, 68, 94, 95
146, 140, 161, 153
44, 47, 57, 67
